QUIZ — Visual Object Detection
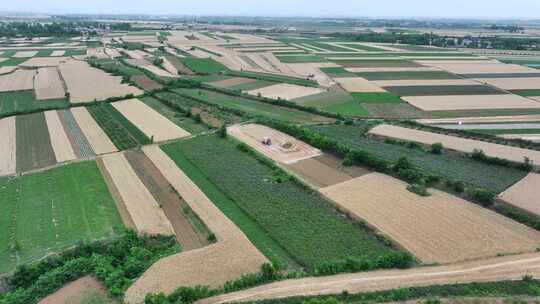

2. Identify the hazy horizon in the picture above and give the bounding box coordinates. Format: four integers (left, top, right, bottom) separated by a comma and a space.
2, 0, 540, 19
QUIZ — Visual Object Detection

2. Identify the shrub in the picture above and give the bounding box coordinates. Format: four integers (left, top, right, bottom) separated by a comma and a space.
407, 183, 430, 197
470, 188, 495, 206
430, 143, 443, 154
217, 124, 227, 138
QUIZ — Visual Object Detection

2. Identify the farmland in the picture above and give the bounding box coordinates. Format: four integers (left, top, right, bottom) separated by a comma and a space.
174, 88, 333, 123
305, 124, 527, 192
140, 96, 210, 134
16, 112, 57, 172
87, 103, 150, 150
180, 57, 229, 74
0, 90, 68, 117
161, 134, 405, 272
0, 161, 123, 273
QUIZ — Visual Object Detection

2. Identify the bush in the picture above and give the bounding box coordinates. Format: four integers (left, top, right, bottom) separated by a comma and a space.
217, 124, 227, 138
407, 183, 429, 196
430, 143, 443, 154
469, 188, 496, 206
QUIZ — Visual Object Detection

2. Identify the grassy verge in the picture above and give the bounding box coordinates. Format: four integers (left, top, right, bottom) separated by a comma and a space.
351, 92, 404, 104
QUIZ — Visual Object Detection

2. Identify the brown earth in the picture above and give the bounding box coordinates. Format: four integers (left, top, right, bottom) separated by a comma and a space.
38, 276, 115, 304
165, 55, 194, 75
131, 75, 163, 91
285, 156, 355, 189
199, 252, 540, 304
124, 150, 208, 250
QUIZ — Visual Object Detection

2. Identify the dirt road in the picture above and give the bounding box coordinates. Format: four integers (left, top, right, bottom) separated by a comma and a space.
199, 252, 540, 304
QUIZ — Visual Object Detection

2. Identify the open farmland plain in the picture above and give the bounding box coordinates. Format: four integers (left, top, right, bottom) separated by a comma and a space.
498, 173, 540, 216
0, 161, 123, 273
33, 67, 66, 100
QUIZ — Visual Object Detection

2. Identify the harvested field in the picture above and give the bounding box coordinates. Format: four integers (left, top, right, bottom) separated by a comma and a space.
332, 59, 421, 68
125, 150, 209, 250
59, 60, 142, 103
417, 115, 540, 124
402, 94, 540, 111
0, 161, 123, 273
71, 107, 117, 155
346, 67, 442, 72
0, 66, 16, 75
0, 117, 16, 176
130, 74, 163, 91
0, 69, 35, 92
34, 67, 66, 100
385, 85, 504, 96
50, 50, 65, 57
112, 99, 190, 142
19, 56, 69, 67
164, 55, 193, 75
475, 77, 540, 90
285, 156, 354, 189
369, 124, 540, 165
100, 153, 174, 236
499, 173, 540, 216
16, 112, 57, 172
420, 61, 538, 74
246, 83, 324, 100
228, 124, 322, 164
125, 58, 178, 78
44, 110, 77, 163
140, 96, 209, 134
210, 76, 257, 88
38, 276, 113, 304
356, 70, 462, 80
160, 56, 179, 75
334, 77, 386, 92
320, 173, 540, 264
12, 50, 37, 58
124, 146, 267, 304
372, 79, 479, 87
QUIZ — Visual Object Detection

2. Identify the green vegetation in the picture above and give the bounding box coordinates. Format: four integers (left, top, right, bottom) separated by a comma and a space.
193, 46, 222, 57
64, 49, 87, 56
16, 112, 57, 172
276, 55, 327, 63
331, 59, 419, 68
35, 49, 53, 56
468, 128, 540, 135
180, 58, 228, 74
0, 161, 123, 273
0, 231, 178, 304
324, 100, 370, 116
140, 96, 209, 134
351, 92, 404, 103
510, 89, 540, 97
332, 43, 384, 51
319, 67, 356, 77
384, 85, 504, 96
355, 71, 461, 80
162, 135, 410, 273
87, 103, 151, 150
174, 88, 332, 123
245, 280, 540, 304
225, 70, 318, 87
228, 80, 276, 91
0, 57, 29, 66
304, 123, 526, 193
0, 90, 69, 118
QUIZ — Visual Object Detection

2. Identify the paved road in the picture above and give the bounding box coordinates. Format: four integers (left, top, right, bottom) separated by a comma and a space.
199, 253, 540, 304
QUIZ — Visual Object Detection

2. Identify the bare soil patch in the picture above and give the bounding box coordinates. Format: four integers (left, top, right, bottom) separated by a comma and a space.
246, 83, 324, 100
210, 77, 257, 88
403, 94, 540, 111
228, 123, 322, 164
38, 276, 114, 304
285, 156, 353, 189
13, 50, 37, 57
0, 117, 16, 176
34, 67, 66, 100
0, 69, 35, 92
19, 56, 70, 67
334, 77, 386, 92
112, 98, 190, 142
320, 173, 540, 264
498, 173, 540, 216
71, 107, 117, 155
130, 75, 163, 91
475, 77, 540, 90
372, 79, 479, 87
44, 110, 77, 163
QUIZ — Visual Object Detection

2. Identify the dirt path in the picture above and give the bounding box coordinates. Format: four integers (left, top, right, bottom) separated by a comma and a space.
199, 252, 540, 304
124, 150, 208, 250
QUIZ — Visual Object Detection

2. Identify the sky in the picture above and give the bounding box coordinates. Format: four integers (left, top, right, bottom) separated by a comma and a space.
4, 0, 540, 19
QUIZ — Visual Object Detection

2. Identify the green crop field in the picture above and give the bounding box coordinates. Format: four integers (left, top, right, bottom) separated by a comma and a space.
87, 103, 150, 150
64, 49, 87, 56
0, 90, 69, 118
228, 79, 276, 91
306, 124, 527, 193
510, 89, 540, 97
331, 59, 421, 68
226, 70, 318, 87
384, 85, 504, 96
0, 161, 123, 273
319, 67, 356, 77
162, 135, 401, 271
275, 55, 327, 63
0, 58, 29, 67
355, 71, 462, 80
300, 41, 354, 52
140, 96, 209, 134
0, 50, 16, 57
293, 89, 354, 107
351, 92, 404, 103
174, 88, 333, 123
180, 58, 228, 74
331, 43, 385, 51
324, 100, 370, 116
16, 112, 57, 173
